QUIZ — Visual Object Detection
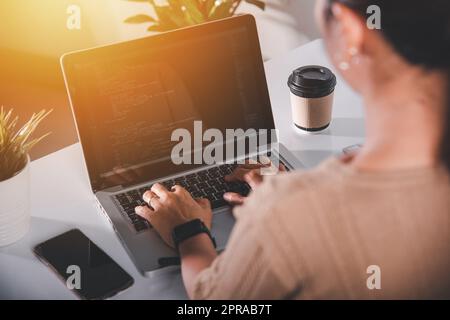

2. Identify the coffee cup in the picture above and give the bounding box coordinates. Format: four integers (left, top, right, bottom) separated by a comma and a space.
288, 65, 337, 133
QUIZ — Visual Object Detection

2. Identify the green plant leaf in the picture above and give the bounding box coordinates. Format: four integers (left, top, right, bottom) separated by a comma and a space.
124, 14, 156, 24
153, 4, 184, 29
204, 0, 216, 17
0, 107, 52, 181
209, 0, 234, 20
180, 0, 206, 24
166, 0, 190, 27
198, 0, 214, 17
147, 23, 176, 32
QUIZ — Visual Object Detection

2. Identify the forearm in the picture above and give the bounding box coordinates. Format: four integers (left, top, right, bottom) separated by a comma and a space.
179, 233, 218, 299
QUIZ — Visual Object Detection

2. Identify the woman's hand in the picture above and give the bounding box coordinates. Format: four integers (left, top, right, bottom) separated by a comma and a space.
223, 160, 287, 205
135, 184, 213, 248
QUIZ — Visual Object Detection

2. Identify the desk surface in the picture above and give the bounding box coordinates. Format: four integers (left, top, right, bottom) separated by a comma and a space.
0, 39, 365, 300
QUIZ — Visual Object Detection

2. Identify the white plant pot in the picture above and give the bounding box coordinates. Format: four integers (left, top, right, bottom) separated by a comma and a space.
0, 157, 30, 247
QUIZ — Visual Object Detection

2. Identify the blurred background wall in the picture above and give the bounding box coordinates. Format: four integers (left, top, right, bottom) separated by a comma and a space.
0, 0, 319, 160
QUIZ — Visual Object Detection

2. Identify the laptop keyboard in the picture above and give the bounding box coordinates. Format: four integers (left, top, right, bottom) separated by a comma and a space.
113, 163, 253, 232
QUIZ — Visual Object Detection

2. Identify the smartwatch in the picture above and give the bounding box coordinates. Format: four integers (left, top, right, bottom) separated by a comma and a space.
172, 219, 216, 252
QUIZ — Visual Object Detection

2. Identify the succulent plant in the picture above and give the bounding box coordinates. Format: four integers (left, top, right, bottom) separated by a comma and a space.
0, 107, 52, 181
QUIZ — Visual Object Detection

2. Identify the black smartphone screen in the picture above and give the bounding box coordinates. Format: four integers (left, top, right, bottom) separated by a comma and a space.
34, 229, 134, 300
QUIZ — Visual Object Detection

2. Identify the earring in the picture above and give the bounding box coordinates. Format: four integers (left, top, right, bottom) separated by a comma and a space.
339, 47, 360, 70
349, 47, 361, 65
339, 61, 350, 71
348, 47, 359, 56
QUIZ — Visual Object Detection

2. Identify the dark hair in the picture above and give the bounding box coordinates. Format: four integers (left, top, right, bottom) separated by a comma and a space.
326, 0, 450, 170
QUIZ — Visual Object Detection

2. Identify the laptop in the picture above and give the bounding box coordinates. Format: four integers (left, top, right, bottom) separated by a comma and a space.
61, 15, 304, 277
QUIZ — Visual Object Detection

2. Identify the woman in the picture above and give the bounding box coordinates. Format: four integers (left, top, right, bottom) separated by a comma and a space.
135, 0, 450, 299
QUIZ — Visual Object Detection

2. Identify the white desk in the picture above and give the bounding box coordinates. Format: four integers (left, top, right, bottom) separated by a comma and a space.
0, 39, 365, 299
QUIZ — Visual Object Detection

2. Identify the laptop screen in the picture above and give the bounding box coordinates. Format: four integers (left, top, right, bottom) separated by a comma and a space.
62, 16, 275, 192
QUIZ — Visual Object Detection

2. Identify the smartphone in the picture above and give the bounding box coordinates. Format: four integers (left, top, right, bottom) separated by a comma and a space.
34, 229, 134, 300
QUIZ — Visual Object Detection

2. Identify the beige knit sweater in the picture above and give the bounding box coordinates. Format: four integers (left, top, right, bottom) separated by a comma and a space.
193, 157, 450, 299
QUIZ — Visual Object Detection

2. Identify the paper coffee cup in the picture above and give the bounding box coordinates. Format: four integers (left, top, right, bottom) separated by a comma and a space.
288, 65, 337, 133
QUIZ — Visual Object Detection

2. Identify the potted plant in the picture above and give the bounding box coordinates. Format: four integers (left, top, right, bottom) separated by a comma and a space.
124, 0, 266, 32
0, 107, 52, 247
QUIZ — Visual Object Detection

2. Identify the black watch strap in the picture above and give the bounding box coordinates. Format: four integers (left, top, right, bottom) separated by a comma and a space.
172, 219, 216, 252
